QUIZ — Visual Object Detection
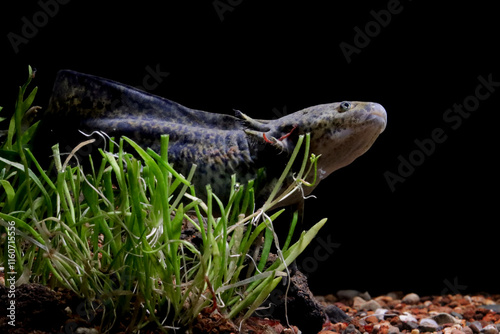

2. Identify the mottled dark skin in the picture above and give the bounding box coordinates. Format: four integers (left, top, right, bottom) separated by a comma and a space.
35, 70, 387, 207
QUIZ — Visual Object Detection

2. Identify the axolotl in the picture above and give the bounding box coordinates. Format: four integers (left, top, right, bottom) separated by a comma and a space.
35, 70, 387, 208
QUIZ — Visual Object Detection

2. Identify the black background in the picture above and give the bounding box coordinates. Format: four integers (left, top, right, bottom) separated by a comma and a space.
1, 1, 498, 297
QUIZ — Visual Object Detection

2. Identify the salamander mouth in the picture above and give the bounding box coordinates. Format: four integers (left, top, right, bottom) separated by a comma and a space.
364, 106, 387, 132
369, 110, 387, 120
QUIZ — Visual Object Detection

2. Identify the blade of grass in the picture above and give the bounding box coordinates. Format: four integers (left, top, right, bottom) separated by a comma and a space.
0, 156, 53, 215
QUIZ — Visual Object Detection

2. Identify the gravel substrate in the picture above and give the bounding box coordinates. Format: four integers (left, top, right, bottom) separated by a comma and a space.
317, 291, 500, 334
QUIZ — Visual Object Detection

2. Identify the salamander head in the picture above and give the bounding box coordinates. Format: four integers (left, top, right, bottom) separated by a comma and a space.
276, 101, 387, 180
241, 101, 386, 208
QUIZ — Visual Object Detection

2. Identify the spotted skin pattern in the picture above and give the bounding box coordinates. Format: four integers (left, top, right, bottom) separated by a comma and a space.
36, 70, 387, 207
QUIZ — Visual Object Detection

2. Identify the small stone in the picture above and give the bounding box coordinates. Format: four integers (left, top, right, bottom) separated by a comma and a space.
463, 327, 474, 334
375, 308, 389, 319
451, 330, 466, 334
345, 323, 361, 334
400, 312, 418, 323
366, 315, 380, 324
354, 299, 382, 311
402, 293, 420, 304
401, 320, 419, 331
457, 298, 472, 306
419, 318, 439, 332
388, 325, 400, 334
375, 295, 394, 306
411, 329, 420, 334
353, 296, 366, 309
470, 322, 483, 334
325, 304, 352, 323
432, 313, 459, 325
481, 325, 499, 334
463, 309, 476, 321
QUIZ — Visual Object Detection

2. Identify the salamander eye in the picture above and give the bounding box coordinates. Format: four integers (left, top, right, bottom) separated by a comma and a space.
339, 101, 352, 112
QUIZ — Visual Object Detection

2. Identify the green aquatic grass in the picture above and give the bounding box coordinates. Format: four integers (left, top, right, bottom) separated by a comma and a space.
0, 66, 326, 332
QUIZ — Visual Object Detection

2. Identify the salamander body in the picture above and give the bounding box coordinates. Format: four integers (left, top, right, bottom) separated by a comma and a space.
36, 70, 387, 207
